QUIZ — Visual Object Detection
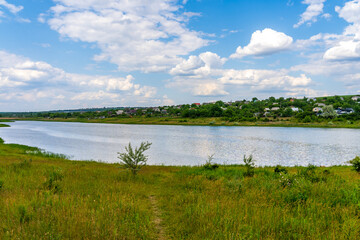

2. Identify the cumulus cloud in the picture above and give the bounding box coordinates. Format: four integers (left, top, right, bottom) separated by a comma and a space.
44, 0, 208, 72
170, 52, 226, 76
230, 28, 293, 59
323, 40, 360, 60
168, 52, 313, 97
0, 51, 162, 111
323, 1, 360, 61
294, 0, 327, 28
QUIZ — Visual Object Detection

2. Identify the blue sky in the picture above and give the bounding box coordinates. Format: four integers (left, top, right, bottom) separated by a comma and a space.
0, 0, 360, 111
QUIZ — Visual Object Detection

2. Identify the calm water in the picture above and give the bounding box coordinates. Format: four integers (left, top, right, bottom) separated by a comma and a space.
0, 121, 359, 166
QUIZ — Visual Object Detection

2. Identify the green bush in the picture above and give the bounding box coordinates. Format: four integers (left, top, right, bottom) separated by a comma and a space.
44, 168, 64, 193
118, 141, 152, 175
203, 154, 219, 170
274, 165, 288, 174
349, 156, 360, 173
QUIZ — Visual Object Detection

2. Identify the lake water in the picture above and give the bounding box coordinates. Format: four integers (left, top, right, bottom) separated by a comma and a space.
0, 121, 359, 166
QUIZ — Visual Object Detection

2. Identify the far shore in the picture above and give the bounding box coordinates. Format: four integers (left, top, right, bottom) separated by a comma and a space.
2, 117, 360, 129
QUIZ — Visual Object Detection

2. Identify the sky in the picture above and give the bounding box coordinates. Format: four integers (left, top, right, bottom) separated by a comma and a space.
0, 0, 360, 111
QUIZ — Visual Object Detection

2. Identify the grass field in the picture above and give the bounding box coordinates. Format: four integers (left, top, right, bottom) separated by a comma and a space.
1, 138, 360, 239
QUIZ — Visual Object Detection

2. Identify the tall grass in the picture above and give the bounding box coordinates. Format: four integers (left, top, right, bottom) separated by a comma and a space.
1, 141, 360, 239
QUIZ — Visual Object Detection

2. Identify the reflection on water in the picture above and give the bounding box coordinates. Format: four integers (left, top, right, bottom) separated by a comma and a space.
0, 121, 359, 166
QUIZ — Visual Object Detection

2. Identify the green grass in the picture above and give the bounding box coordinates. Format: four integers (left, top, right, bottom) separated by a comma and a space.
1, 140, 360, 239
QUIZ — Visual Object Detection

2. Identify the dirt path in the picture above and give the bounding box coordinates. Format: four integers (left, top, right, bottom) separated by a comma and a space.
149, 195, 167, 240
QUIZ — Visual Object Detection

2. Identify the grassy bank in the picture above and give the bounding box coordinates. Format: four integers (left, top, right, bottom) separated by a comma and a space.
1, 139, 360, 239
11, 116, 360, 129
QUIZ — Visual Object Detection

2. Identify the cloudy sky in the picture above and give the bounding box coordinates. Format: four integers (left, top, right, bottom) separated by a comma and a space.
0, 0, 360, 111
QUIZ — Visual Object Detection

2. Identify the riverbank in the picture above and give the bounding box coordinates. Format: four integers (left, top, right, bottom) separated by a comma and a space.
1, 139, 360, 239
7, 116, 360, 129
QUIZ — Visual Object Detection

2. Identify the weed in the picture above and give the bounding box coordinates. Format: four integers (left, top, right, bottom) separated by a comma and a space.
203, 154, 219, 170
18, 205, 31, 224
11, 159, 32, 172
44, 168, 64, 193
0, 180, 3, 190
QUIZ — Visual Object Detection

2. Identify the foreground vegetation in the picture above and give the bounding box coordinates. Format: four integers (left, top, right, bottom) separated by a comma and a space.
1, 140, 360, 239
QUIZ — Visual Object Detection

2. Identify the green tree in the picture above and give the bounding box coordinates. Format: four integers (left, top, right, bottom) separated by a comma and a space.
118, 142, 152, 175
322, 105, 337, 118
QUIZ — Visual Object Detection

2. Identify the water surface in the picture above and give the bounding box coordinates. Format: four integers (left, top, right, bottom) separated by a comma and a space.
0, 121, 359, 166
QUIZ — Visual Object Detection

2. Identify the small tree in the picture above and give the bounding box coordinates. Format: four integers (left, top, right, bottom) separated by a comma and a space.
243, 155, 255, 177
118, 141, 152, 175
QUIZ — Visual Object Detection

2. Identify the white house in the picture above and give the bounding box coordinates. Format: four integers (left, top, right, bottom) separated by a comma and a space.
290, 107, 300, 112
352, 96, 360, 101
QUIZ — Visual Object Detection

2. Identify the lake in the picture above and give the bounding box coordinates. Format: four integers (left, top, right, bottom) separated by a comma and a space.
0, 121, 359, 166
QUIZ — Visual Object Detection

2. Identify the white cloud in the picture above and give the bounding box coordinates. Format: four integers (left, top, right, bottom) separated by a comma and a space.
170, 51, 226, 76
133, 85, 157, 98
0, 0, 23, 14
219, 69, 312, 88
323, 1, 360, 60
323, 40, 360, 60
294, 0, 327, 28
230, 28, 293, 59
0, 50, 163, 111
168, 52, 313, 97
45, 0, 208, 72
71, 91, 119, 101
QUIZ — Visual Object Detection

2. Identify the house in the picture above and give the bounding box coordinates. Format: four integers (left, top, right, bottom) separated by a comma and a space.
313, 107, 323, 113
116, 110, 124, 115
335, 108, 354, 115
352, 96, 360, 101
290, 98, 295, 102
271, 107, 280, 111
316, 103, 326, 107
264, 108, 270, 112
193, 103, 201, 106
290, 107, 300, 112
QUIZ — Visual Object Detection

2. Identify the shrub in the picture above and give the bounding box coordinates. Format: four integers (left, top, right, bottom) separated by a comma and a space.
44, 168, 64, 193
118, 141, 152, 175
243, 155, 255, 177
203, 154, 219, 170
274, 165, 288, 174
349, 156, 360, 173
